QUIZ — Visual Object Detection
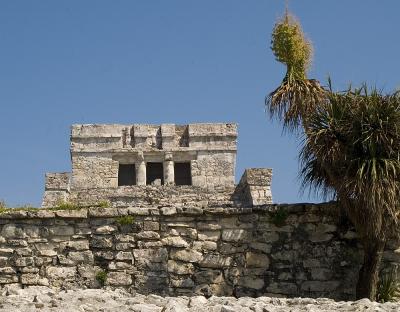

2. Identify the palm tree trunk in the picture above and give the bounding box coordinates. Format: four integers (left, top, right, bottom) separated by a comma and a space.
356, 240, 385, 300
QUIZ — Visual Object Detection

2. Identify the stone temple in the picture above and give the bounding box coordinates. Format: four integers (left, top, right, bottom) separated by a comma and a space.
42, 123, 273, 208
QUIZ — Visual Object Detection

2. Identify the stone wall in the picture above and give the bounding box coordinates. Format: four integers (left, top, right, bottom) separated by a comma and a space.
42, 168, 272, 209
1, 203, 399, 300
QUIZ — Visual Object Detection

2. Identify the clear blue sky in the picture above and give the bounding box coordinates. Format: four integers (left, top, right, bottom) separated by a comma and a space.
1, 1, 399, 207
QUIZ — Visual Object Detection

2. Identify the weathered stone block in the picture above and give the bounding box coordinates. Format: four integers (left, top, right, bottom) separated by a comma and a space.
267, 282, 298, 295
62, 240, 89, 251
250, 242, 271, 253
15, 248, 32, 256
309, 233, 334, 243
46, 267, 76, 284
168, 227, 197, 239
14, 257, 34, 267
136, 231, 160, 240
49, 226, 75, 236
160, 207, 177, 215
167, 260, 194, 275
133, 248, 168, 263
108, 261, 134, 271
194, 270, 224, 284
221, 229, 250, 242
67, 251, 94, 264
193, 241, 217, 251
198, 231, 220, 242
0, 248, 13, 256
301, 281, 340, 292
170, 249, 203, 263
144, 221, 160, 231
271, 250, 296, 262
90, 236, 113, 248
219, 243, 246, 255
0, 267, 15, 274
199, 254, 232, 268
95, 225, 117, 234
106, 272, 132, 286
311, 268, 333, 280
246, 252, 269, 268
197, 222, 222, 230
170, 277, 194, 288
38, 249, 57, 257
115, 251, 133, 261
161, 236, 189, 248
0, 275, 19, 284
261, 231, 280, 243
1, 224, 25, 238
237, 276, 264, 290
55, 210, 87, 218
88, 208, 120, 217
94, 251, 114, 260
21, 273, 49, 286
303, 259, 323, 268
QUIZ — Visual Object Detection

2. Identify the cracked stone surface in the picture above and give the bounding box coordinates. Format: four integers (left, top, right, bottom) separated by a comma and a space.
0, 286, 398, 312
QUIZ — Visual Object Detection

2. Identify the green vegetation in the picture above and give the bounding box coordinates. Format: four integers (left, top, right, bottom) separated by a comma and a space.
55, 201, 80, 210
377, 270, 400, 302
115, 215, 135, 226
268, 207, 288, 227
300, 85, 400, 299
98, 200, 110, 208
267, 9, 326, 131
271, 10, 312, 81
0, 199, 110, 214
55, 200, 110, 210
266, 6, 400, 300
95, 270, 107, 286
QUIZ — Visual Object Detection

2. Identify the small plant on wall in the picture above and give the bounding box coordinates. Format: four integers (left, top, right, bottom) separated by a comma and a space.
95, 270, 107, 287
269, 207, 288, 227
115, 215, 135, 226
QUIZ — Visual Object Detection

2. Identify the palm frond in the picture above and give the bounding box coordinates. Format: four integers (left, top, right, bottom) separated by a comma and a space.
300, 84, 400, 240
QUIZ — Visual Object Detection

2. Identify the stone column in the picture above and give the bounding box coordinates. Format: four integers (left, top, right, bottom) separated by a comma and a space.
136, 152, 146, 185
164, 152, 174, 185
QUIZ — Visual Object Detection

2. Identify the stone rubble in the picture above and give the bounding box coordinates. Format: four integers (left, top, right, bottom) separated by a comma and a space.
0, 286, 398, 312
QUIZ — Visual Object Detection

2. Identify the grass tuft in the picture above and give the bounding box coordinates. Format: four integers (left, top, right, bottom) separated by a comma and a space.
95, 270, 107, 287
377, 269, 400, 302
115, 215, 135, 226
269, 207, 288, 227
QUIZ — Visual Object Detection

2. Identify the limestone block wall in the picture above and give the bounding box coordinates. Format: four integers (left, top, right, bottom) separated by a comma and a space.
191, 152, 236, 190
42, 168, 272, 209
41, 173, 71, 208
71, 154, 119, 190
234, 169, 273, 206
1, 204, 399, 300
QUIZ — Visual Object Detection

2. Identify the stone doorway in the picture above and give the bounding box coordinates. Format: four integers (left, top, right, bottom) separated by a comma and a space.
146, 162, 164, 185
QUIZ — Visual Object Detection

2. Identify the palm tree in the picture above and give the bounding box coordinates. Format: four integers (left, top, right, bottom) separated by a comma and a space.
266, 9, 400, 299
300, 85, 400, 299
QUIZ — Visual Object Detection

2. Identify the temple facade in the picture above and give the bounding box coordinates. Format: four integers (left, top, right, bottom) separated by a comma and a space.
42, 123, 272, 208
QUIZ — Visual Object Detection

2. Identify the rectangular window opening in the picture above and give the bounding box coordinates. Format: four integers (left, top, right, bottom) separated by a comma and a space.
118, 164, 136, 186
174, 162, 192, 186
146, 162, 164, 185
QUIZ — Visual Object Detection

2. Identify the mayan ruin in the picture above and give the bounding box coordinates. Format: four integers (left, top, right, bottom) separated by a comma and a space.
1, 1, 400, 311
42, 123, 272, 209
0, 121, 396, 310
